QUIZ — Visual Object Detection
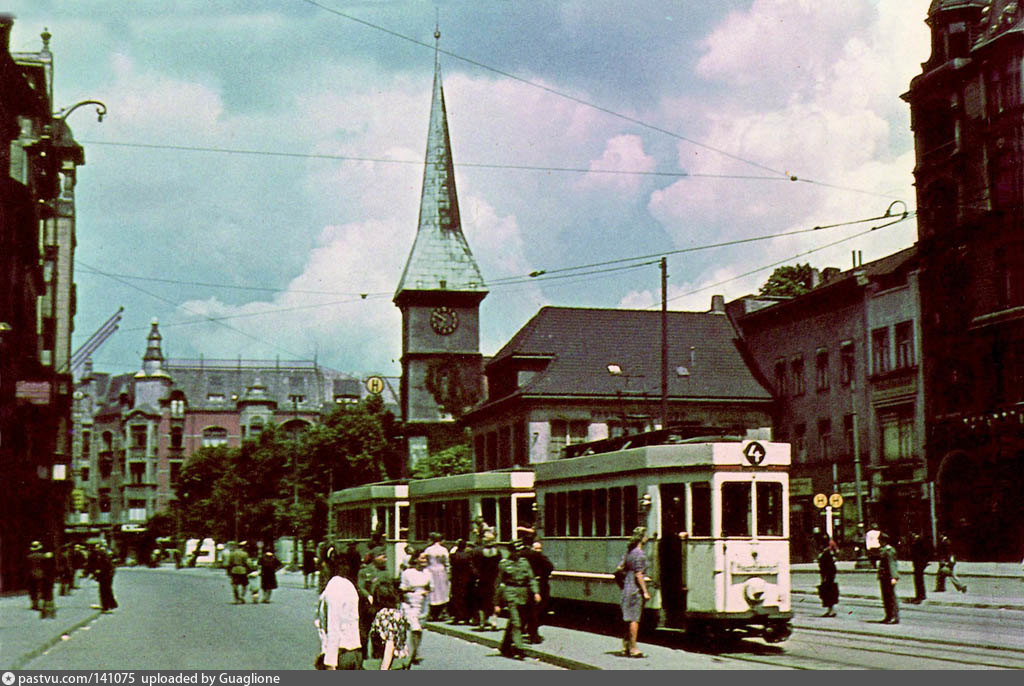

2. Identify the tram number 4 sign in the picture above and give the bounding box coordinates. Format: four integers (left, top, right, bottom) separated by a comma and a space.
743, 441, 767, 466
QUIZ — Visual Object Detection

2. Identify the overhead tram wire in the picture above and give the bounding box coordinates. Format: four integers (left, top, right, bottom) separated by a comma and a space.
297, 0, 903, 201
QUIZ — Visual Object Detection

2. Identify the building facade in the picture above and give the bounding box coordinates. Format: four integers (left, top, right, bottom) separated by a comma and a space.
0, 21, 85, 593
465, 301, 775, 470
69, 320, 399, 549
729, 249, 927, 561
394, 39, 487, 467
904, 0, 1024, 560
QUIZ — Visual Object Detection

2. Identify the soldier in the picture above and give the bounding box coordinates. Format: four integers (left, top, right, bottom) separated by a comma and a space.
226, 541, 252, 604
877, 532, 900, 624
495, 540, 540, 660
357, 547, 391, 659
27, 541, 46, 611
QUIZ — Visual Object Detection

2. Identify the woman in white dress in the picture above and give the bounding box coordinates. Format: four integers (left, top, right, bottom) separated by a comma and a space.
424, 532, 451, 620
399, 550, 433, 665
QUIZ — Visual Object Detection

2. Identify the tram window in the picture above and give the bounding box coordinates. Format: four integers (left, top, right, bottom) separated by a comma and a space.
609, 488, 622, 536
376, 506, 389, 539
516, 496, 535, 533
581, 490, 594, 537
722, 482, 752, 537
398, 504, 409, 540
623, 485, 638, 533
555, 492, 568, 536
482, 497, 497, 534
594, 488, 607, 537
757, 482, 784, 536
691, 483, 711, 536
568, 491, 580, 536
545, 496, 556, 538
500, 498, 512, 541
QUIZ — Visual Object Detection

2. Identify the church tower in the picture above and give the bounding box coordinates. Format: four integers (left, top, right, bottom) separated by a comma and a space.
394, 30, 487, 466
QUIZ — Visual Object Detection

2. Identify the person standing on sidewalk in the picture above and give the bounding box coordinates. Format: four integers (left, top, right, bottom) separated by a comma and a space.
226, 542, 252, 604
472, 530, 502, 631
909, 533, 932, 603
315, 549, 363, 670
523, 540, 554, 643
619, 527, 650, 658
817, 537, 839, 617
91, 545, 118, 613
424, 532, 451, 620
877, 532, 900, 624
399, 550, 432, 665
259, 549, 282, 603
27, 541, 46, 612
935, 535, 967, 593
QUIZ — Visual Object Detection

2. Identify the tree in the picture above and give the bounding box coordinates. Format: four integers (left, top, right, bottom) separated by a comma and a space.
758, 263, 815, 297
411, 442, 473, 479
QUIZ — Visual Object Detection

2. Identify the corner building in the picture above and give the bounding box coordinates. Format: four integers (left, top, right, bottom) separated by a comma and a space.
904, 0, 1024, 559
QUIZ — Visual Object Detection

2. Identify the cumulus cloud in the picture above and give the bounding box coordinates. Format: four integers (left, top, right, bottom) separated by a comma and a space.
575, 134, 656, 192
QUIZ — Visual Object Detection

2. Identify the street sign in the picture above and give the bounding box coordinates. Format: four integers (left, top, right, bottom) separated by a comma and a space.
365, 376, 385, 394
742, 441, 767, 466
829, 493, 844, 508
813, 493, 828, 508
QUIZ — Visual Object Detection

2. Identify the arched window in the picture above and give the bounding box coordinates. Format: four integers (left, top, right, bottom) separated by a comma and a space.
202, 427, 228, 447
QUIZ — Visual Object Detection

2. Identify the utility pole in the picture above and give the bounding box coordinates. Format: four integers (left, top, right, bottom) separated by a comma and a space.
289, 395, 301, 567
661, 257, 668, 431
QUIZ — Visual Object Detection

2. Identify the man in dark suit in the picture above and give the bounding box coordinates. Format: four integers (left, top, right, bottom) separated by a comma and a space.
877, 532, 900, 624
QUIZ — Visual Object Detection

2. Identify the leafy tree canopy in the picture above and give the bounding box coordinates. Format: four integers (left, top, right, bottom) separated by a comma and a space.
411, 441, 474, 479
758, 263, 815, 297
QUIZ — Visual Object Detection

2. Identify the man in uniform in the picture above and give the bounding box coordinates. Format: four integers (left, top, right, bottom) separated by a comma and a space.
357, 546, 391, 659
495, 540, 540, 660
27, 541, 46, 611
226, 541, 252, 604
877, 532, 900, 624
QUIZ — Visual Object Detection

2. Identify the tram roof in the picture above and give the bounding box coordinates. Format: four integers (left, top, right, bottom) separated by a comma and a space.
408, 469, 535, 498
330, 481, 408, 506
535, 441, 790, 483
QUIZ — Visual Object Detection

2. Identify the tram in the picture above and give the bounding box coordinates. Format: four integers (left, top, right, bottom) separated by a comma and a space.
329, 480, 409, 575
537, 428, 792, 643
408, 469, 536, 544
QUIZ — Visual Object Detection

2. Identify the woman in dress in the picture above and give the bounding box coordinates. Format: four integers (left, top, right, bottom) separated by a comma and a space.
448, 539, 474, 625
817, 537, 839, 617
368, 578, 412, 670
259, 549, 282, 603
619, 527, 650, 658
424, 532, 451, 620
399, 550, 433, 665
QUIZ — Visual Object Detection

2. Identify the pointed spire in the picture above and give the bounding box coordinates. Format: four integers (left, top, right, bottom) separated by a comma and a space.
394, 29, 487, 301
141, 318, 165, 376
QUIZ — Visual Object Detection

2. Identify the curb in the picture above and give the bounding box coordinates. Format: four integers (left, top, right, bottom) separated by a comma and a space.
792, 588, 1024, 612
9, 610, 102, 670
423, 622, 599, 670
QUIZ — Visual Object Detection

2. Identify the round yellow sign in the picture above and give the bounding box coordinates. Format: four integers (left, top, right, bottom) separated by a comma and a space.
365, 376, 385, 394
829, 493, 844, 508
812, 493, 828, 508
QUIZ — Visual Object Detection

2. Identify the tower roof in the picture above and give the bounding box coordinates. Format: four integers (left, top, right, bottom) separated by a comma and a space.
394, 33, 487, 302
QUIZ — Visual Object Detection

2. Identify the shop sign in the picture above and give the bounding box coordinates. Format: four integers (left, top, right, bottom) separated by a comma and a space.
16, 380, 51, 405
790, 477, 814, 497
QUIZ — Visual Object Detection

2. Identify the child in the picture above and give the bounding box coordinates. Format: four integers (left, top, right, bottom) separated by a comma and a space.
367, 578, 411, 670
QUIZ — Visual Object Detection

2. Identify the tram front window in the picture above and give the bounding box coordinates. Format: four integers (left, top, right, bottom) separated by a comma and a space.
721, 482, 752, 537
691, 483, 711, 537
757, 482, 784, 537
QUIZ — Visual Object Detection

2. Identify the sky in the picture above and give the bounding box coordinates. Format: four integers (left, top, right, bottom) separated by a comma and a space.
8, 0, 933, 379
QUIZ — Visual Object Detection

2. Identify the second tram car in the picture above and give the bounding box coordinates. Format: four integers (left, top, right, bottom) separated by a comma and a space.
408, 469, 536, 544
537, 430, 792, 643
330, 480, 409, 575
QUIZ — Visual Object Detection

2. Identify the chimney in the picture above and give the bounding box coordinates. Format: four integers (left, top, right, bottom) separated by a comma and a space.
810, 268, 822, 288
0, 15, 13, 54
710, 294, 725, 313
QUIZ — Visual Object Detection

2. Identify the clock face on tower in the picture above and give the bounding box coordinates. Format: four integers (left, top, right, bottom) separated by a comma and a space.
430, 306, 459, 335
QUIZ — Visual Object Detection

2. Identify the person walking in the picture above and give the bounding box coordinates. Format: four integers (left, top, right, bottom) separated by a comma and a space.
259, 549, 282, 603
472, 530, 502, 631
399, 550, 433, 665
619, 527, 650, 658
877, 532, 900, 624
935, 535, 967, 593
357, 546, 392, 659
817, 537, 839, 617
315, 549, 363, 670
865, 523, 881, 569
367, 578, 412, 670
27, 541, 47, 612
226, 542, 252, 604
909, 533, 932, 603
448, 539, 474, 625
523, 540, 554, 643
302, 543, 316, 589
91, 545, 118, 614
424, 532, 451, 620
496, 540, 541, 660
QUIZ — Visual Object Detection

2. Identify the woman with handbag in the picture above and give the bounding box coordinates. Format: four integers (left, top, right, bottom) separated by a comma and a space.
816, 537, 839, 617
619, 527, 650, 659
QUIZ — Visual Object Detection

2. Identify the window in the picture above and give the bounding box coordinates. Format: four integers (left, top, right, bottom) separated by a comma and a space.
774, 360, 787, 396
757, 482, 784, 537
872, 328, 890, 375
202, 427, 228, 447
721, 482, 752, 537
843, 414, 855, 457
81, 430, 91, 458
555, 492, 567, 536
170, 461, 182, 486
130, 425, 147, 450
206, 393, 225, 403
690, 483, 711, 536
102, 432, 113, 452
170, 399, 185, 418
549, 419, 589, 458
895, 322, 914, 369
608, 488, 622, 536
794, 423, 807, 462
816, 350, 830, 391
580, 490, 593, 537
128, 499, 147, 523
623, 485, 638, 534
567, 491, 580, 537
593, 488, 607, 537
80, 467, 89, 482
170, 426, 183, 449
840, 341, 854, 386
818, 419, 832, 462
129, 463, 145, 485
881, 410, 915, 462
790, 356, 805, 396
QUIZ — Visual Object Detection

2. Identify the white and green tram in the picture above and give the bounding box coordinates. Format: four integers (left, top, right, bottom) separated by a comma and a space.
408, 469, 536, 544
329, 480, 409, 575
537, 431, 792, 643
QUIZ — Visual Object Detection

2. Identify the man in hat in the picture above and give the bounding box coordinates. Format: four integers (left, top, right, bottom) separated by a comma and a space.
495, 540, 541, 660
357, 546, 390, 659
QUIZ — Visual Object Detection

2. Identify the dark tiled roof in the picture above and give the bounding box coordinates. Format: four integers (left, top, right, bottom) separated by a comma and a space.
486, 307, 771, 402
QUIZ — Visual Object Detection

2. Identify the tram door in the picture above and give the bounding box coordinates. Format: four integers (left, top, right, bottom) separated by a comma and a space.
659, 484, 687, 615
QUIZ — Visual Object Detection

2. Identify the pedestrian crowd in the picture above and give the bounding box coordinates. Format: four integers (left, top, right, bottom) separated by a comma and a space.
311, 517, 554, 670
814, 524, 973, 625
25, 540, 119, 620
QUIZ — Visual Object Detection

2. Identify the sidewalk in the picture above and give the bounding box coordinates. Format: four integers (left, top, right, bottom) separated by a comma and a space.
0, 580, 102, 670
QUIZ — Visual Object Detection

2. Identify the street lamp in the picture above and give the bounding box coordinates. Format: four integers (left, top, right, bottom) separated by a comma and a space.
53, 100, 107, 124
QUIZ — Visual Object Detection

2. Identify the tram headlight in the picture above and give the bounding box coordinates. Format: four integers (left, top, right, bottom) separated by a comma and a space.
744, 577, 766, 605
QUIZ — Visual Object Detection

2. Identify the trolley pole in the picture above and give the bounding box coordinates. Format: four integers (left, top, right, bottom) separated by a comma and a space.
660, 257, 668, 431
